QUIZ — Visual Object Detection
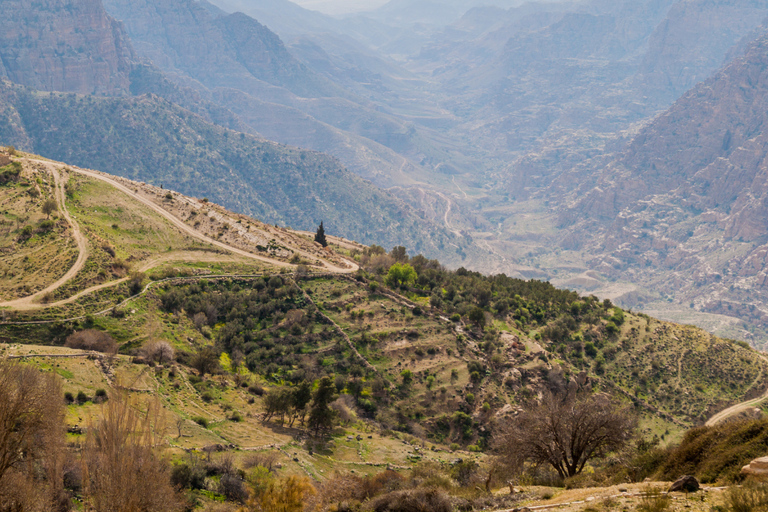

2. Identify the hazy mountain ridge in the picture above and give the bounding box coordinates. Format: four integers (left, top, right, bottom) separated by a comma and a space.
553, 30, 768, 343
0, 81, 469, 260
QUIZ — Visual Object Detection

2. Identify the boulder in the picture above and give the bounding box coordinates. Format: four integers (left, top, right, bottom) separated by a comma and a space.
668, 475, 700, 493
742, 456, 768, 477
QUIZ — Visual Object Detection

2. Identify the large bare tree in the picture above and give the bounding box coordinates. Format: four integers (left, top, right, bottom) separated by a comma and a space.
496, 390, 636, 479
83, 390, 182, 512
0, 359, 66, 511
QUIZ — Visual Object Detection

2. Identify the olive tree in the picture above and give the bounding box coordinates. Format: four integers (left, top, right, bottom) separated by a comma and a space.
495, 390, 636, 479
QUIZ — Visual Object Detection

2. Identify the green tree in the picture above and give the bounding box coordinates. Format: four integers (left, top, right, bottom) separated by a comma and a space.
314, 221, 327, 247
307, 377, 336, 436
390, 246, 408, 262
191, 347, 220, 376
41, 197, 57, 219
289, 381, 312, 427
468, 306, 486, 329
385, 263, 417, 289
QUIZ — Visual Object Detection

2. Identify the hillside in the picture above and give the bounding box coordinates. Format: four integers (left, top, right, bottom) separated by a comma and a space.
4, 149, 768, 509
2, 150, 766, 429
0, 83, 470, 263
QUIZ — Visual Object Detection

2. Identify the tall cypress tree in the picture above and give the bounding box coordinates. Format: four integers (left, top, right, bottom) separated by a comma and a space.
314, 221, 328, 247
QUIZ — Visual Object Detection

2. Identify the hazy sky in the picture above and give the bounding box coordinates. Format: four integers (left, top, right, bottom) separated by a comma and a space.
292, 0, 390, 15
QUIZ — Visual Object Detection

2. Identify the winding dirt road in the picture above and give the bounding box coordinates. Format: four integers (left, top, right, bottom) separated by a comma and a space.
0, 159, 357, 311
706, 351, 768, 426
0, 163, 89, 308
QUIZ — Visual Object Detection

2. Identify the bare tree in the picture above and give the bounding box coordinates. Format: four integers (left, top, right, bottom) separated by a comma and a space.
0, 359, 66, 511
495, 390, 636, 480
140, 340, 175, 365
83, 390, 182, 512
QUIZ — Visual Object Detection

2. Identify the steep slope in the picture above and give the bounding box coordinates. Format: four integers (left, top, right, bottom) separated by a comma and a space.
637, 0, 768, 103
0, 83, 467, 260
0, 0, 135, 96
0, 151, 357, 305
558, 31, 768, 346
101, 0, 465, 186
102, 0, 340, 99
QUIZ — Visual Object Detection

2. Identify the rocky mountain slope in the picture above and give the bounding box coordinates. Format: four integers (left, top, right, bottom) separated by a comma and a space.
556, 30, 768, 346
0, 0, 135, 96
104, 0, 470, 186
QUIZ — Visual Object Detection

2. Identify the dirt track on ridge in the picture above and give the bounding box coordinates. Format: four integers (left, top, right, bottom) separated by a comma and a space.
0, 159, 358, 311
0, 163, 89, 308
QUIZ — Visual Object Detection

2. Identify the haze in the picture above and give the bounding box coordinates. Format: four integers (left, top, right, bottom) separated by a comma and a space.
291, 0, 389, 14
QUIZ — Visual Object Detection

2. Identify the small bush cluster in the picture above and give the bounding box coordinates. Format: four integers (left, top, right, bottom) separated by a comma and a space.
65, 330, 118, 355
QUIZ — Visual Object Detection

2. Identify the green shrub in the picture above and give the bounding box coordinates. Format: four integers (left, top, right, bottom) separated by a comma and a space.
193, 417, 209, 428
657, 418, 768, 483
76, 391, 88, 404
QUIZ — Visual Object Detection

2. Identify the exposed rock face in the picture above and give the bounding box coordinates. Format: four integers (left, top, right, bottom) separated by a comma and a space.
0, 0, 135, 95
638, 0, 768, 102
101, 0, 336, 99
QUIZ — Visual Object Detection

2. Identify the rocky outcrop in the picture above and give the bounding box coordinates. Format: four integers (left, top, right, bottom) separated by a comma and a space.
742, 457, 768, 477
0, 0, 135, 95
668, 475, 700, 493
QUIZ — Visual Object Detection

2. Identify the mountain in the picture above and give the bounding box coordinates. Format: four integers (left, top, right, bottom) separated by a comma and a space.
0, 0, 135, 96
102, 0, 341, 99
101, 0, 469, 186
555, 30, 768, 346
0, 81, 466, 259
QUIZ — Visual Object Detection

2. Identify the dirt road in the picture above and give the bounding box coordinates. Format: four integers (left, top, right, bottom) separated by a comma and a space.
0, 159, 358, 311
706, 352, 768, 426
0, 164, 89, 308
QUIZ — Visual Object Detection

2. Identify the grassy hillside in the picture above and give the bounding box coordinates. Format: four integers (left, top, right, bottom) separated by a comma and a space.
2, 153, 765, 433
3, 152, 768, 510
0, 81, 471, 264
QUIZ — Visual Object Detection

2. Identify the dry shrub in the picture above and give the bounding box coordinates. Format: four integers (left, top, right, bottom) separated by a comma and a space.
411, 462, 453, 490
362, 470, 406, 499
726, 480, 768, 512
315, 472, 365, 509
243, 452, 280, 472
83, 391, 182, 512
637, 486, 671, 512
219, 473, 248, 504
368, 488, 452, 512
245, 475, 316, 512
65, 329, 118, 354
330, 395, 358, 425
